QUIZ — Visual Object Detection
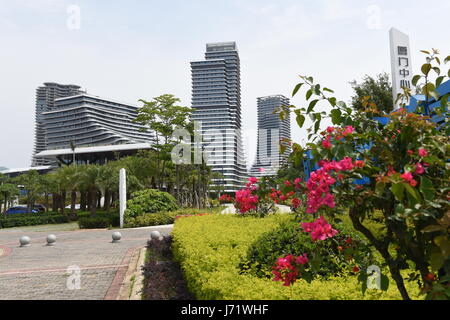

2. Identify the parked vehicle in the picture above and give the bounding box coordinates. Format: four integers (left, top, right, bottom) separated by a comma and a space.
5, 206, 38, 215
33, 204, 47, 213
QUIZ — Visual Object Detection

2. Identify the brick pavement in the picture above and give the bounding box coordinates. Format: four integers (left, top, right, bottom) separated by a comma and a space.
0, 225, 172, 300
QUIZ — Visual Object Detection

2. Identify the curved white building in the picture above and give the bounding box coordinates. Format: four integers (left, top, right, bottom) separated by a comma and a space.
42, 94, 154, 151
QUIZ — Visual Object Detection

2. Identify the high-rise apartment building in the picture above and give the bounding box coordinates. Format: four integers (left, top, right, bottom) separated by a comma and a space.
190, 42, 247, 192
250, 95, 291, 177
32, 82, 84, 166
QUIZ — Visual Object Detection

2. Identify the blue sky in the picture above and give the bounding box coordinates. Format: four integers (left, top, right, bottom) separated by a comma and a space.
1, 0, 449, 169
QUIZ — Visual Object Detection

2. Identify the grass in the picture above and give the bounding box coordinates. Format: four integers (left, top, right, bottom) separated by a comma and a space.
0, 222, 80, 233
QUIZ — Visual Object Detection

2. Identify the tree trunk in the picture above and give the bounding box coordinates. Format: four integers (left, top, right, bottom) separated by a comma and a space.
60, 191, 66, 215
52, 193, 59, 212
80, 191, 87, 211
104, 189, 111, 214
90, 189, 97, 216
70, 190, 77, 220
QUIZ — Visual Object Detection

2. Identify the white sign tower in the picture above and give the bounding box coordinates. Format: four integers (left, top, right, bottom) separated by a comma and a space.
119, 168, 126, 228
389, 28, 413, 109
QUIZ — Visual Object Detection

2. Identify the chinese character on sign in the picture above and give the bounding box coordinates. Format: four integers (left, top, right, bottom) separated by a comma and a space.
400, 80, 411, 89
398, 46, 408, 56
399, 69, 410, 78
399, 57, 409, 67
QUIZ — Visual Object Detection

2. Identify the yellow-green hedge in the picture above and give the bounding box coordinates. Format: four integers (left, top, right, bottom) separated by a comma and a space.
172, 214, 422, 300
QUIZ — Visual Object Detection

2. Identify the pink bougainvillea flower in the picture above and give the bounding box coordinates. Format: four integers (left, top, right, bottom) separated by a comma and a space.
296, 254, 309, 265
291, 198, 301, 209
248, 177, 258, 184
326, 126, 335, 133
342, 126, 355, 136
418, 148, 428, 157
284, 180, 292, 187
415, 163, 425, 175
301, 216, 338, 242
354, 160, 365, 168
259, 167, 266, 173
322, 138, 332, 149
407, 150, 414, 156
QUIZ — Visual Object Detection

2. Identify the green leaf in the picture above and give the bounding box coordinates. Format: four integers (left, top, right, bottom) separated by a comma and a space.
430, 252, 445, 272
375, 182, 385, 196
292, 83, 304, 97
434, 236, 450, 258
435, 57, 441, 65
420, 50, 430, 55
412, 75, 421, 86
422, 82, 436, 95
306, 89, 313, 101
380, 274, 389, 291
432, 67, 441, 75
295, 110, 306, 128
328, 97, 337, 106
331, 109, 342, 125
422, 225, 444, 233
314, 120, 321, 134
390, 183, 405, 201
314, 84, 321, 95
403, 183, 422, 202
307, 99, 319, 113
445, 55, 450, 64
436, 76, 445, 88
421, 63, 432, 76
420, 176, 435, 201
323, 88, 334, 93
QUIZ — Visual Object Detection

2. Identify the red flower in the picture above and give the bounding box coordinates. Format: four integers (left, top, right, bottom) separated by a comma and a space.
415, 163, 425, 175
352, 266, 360, 273
284, 180, 292, 187
407, 150, 414, 156
291, 198, 301, 209
418, 148, 428, 157
322, 138, 332, 149
343, 126, 355, 136
354, 160, 364, 168
326, 127, 335, 133
425, 273, 436, 282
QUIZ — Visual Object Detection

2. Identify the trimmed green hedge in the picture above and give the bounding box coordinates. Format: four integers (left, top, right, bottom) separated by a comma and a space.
0, 214, 70, 229
172, 214, 422, 300
124, 208, 217, 228
77, 211, 120, 229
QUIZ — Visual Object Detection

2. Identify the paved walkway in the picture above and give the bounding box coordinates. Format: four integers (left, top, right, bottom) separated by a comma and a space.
0, 225, 172, 300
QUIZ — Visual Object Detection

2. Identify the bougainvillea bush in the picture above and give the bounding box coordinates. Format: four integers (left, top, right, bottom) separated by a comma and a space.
235, 50, 450, 300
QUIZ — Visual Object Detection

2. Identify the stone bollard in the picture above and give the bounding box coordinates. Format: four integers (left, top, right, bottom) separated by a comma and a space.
19, 236, 31, 247
46, 234, 57, 246
112, 232, 122, 243
150, 231, 162, 241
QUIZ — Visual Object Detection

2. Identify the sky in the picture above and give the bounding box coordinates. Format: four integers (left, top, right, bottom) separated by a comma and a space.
0, 0, 449, 169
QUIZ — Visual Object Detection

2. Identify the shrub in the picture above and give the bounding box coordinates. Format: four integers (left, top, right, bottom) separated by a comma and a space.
0, 214, 70, 229
172, 214, 421, 300
125, 189, 178, 218
124, 208, 214, 228
77, 212, 120, 229
240, 218, 374, 279
78, 216, 111, 229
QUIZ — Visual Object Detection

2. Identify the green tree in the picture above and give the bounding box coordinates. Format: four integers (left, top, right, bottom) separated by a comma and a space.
350, 73, 394, 114
134, 94, 193, 190
14, 170, 42, 213
0, 174, 19, 214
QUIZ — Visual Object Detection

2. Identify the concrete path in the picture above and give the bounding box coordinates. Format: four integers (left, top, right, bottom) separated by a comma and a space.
0, 225, 172, 300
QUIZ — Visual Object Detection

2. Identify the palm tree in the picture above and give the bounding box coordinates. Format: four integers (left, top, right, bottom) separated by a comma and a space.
56, 166, 80, 219
78, 165, 101, 216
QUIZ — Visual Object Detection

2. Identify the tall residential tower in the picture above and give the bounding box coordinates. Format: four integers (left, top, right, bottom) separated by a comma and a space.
190, 42, 247, 192
250, 95, 291, 177
32, 82, 84, 166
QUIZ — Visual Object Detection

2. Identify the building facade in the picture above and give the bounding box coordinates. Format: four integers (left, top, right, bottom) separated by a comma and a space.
250, 95, 291, 177
32, 82, 85, 166
40, 94, 154, 152
190, 42, 247, 192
